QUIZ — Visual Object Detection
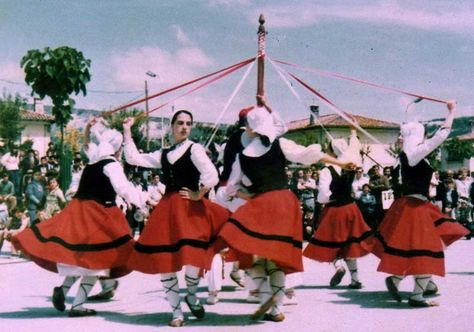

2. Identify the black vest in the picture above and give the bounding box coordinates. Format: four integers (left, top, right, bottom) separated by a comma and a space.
75, 159, 116, 206
161, 144, 200, 193
400, 152, 433, 198
220, 129, 245, 184
327, 166, 355, 207
239, 140, 288, 194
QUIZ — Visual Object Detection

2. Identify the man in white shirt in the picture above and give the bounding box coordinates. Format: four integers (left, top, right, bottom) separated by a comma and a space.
455, 167, 473, 199
352, 167, 369, 200
147, 173, 166, 207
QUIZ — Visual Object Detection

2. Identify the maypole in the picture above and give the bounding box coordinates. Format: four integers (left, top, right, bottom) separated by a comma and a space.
257, 14, 266, 105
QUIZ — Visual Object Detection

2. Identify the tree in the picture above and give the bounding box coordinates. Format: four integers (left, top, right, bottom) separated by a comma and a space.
21, 46, 91, 190
0, 93, 25, 149
442, 137, 474, 161
102, 109, 149, 150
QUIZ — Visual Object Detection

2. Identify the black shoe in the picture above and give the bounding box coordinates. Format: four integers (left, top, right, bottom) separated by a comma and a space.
423, 281, 439, 296
88, 280, 119, 300
348, 281, 363, 289
262, 313, 285, 322
385, 277, 402, 302
184, 295, 205, 319
251, 295, 276, 320
52, 287, 66, 312
329, 267, 346, 287
68, 308, 97, 317
408, 298, 439, 308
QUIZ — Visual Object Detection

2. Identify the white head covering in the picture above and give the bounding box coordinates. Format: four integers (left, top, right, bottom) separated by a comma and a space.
96, 128, 123, 159
89, 119, 108, 144
400, 122, 425, 152
331, 139, 348, 158
246, 107, 276, 143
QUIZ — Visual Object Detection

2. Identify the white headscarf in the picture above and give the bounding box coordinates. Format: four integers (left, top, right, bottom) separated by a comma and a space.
400, 122, 425, 153
246, 107, 276, 143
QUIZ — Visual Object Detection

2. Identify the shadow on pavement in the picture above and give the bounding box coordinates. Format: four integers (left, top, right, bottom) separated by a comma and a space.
448, 271, 474, 275
332, 290, 414, 309
0, 307, 65, 319
101, 311, 263, 328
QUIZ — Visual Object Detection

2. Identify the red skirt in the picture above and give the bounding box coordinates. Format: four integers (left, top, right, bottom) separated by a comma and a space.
373, 197, 469, 276
303, 202, 373, 262
218, 190, 303, 274
128, 193, 230, 274
12, 199, 134, 278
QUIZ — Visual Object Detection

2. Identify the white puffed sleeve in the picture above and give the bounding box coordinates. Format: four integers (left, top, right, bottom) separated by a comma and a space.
103, 160, 146, 209
317, 167, 333, 204
405, 127, 450, 166
279, 137, 324, 165
271, 110, 288, 137
190, 144, 219, 188
123, 140, 162, 169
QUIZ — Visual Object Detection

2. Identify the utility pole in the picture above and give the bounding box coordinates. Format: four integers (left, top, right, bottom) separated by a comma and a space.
257, 14, 266, 106
145, 79, 150, 150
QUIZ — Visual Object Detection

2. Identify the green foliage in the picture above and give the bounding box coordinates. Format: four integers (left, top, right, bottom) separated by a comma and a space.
442, 138, 474, 161
190, 123, 227, 146
0, 93, 25, 147
21, 46, 91, 127
102, 109, 149, 149
19, 139, 34, 153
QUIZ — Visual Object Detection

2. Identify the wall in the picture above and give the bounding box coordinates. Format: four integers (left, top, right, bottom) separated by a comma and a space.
20, 121, 51, 156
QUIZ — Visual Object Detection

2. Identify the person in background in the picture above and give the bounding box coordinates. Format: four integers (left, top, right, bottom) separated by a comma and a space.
455, 167, 473, 200
0, 172, 17, 212
25, 171, 46, 225
44, 177, 66, 218
359, 184, 378, 230
443, 179, 458, 218
1, 145, 21, 201
352, 167, 369, 200
0, 207, 29, 256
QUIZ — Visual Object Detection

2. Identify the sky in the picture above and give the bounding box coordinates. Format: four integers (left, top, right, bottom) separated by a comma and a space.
0, 0, 473, 126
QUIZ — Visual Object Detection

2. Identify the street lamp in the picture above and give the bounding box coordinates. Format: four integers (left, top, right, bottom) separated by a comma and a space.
145, 71, 157, 150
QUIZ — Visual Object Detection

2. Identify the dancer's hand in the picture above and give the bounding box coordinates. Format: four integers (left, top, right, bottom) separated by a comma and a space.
123, 117, 135, 131
235, 190, 255, 200
179, 187, 206, 201
447, 100, 456, 112
342, 162, 357, 170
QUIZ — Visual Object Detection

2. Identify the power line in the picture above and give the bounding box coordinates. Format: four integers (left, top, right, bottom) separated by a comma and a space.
0, 78, 142, 94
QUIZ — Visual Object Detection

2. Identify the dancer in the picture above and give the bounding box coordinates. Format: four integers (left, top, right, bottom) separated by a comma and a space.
218, 107, 355, 322
12, 118, 146, 317
123, 110, 229, 327
303, 128, 372, 289
212, 95, 287, 304
373, 100, 469, 307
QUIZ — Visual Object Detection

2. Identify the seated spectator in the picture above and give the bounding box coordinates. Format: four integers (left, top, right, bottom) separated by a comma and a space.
35, 156, 53, 180
0, 172, 17, 212
0, 207, 29, 256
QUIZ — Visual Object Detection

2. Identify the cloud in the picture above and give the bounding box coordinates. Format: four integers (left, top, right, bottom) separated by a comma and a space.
108, 46, 215, 91
248, 1, 474, 33
170, 25, 193, 46
207, 0, 250, 8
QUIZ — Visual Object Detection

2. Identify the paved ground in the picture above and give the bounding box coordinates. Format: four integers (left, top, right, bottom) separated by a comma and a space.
1, 238, 473, 332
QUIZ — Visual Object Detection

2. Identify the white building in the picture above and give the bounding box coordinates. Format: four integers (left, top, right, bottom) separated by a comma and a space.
19, 109, 55, 156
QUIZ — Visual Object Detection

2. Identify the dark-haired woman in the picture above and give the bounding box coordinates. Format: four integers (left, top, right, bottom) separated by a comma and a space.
218, 108, 354, 322
123, 110, 229, 327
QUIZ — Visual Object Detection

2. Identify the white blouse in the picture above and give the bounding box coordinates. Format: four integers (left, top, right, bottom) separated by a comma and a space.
124, 139, 218, 189
100, 156, 146, 209
225, 137, 324, 197
405, 127, 450, 166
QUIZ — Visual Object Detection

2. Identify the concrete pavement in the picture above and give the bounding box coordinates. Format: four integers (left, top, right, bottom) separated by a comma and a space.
1, 238, 473, 332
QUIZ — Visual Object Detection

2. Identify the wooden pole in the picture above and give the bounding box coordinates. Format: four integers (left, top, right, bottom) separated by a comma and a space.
257, 14, 266, 106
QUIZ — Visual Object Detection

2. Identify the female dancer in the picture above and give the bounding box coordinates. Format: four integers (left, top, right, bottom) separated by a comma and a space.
12, 119, 145, 317
123, 110, 229, 327
303, 129, 373, 289
218, 107, 354, 322
373, 100, 469, 307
